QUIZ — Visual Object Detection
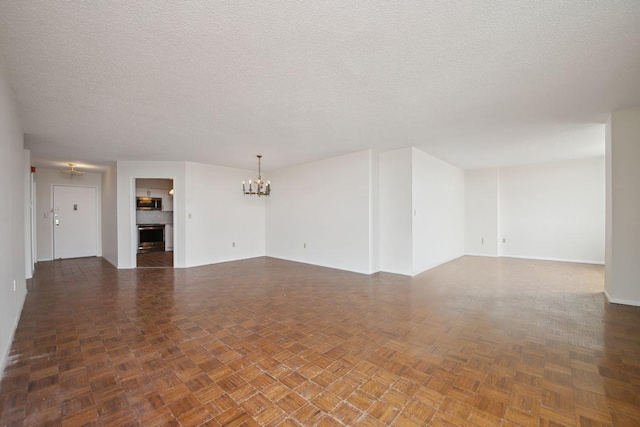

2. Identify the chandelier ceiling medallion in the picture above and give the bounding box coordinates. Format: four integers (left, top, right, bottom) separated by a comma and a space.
59, 163, 86, 177
243, 155, 271, 197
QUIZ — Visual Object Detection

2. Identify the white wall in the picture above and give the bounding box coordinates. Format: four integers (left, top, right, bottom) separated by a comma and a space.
266, 151, 373, 274
369, 151, 380, 273
116, 161, 186, 268
264, 147, 464, 276
605, 107, 640, 306
0, 57, 28, 374
412, 148, 465, 275
465, 168, 499, 256
117, 160, 262, 269
184, 162, 265, 267
35, 168, 103, 261
379, 148, 413, 275
499, 158, 605, 264
101, 164, 118, 267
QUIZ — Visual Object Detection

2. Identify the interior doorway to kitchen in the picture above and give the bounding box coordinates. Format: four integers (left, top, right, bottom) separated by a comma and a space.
134, 178, 174, 268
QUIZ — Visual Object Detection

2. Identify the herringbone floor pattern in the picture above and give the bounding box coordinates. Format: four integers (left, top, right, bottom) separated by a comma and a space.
0, 256, 638, 426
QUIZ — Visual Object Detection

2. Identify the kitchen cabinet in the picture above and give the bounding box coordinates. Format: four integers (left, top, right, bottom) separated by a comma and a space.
136, 188, 163, 198
165, 224, 173, 251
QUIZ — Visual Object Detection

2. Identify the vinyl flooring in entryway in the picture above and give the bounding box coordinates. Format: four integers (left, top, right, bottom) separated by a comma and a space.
0, 256, 638, 426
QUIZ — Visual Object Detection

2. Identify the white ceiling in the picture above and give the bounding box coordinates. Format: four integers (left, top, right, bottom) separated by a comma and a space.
1, 1, 639, 172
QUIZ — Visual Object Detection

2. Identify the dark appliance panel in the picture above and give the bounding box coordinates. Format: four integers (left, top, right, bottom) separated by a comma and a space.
138, 224, 165, 253
136, 197, 162, 210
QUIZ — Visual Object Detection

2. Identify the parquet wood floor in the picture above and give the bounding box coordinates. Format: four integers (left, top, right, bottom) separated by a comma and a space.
1, 256, 638, 426
137, 251, 174, 268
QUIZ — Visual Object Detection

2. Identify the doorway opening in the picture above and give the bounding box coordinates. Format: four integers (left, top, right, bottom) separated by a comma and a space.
134, 178, 174, 268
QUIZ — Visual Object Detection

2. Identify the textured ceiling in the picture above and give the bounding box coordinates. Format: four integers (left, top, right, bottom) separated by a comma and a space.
1, 1, 639, 172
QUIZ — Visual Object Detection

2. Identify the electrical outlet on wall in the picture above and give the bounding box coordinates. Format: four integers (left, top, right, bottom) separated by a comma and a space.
304, 243, 306, 248
502, 238, 506, 243
13, 279, 16, 291
232, 242, 236, 247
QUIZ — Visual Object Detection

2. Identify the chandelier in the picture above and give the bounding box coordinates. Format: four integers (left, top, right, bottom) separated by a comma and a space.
59, 163, 86, 177
243, 155, 271, 197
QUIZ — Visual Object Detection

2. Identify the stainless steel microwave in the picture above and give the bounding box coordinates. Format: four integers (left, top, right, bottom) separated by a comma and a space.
136, 197, 162, 210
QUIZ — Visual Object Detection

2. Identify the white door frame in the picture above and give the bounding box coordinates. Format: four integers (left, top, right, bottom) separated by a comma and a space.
30, 171, 36, 274
131, 177, 176, 268
52, 184, 99, 259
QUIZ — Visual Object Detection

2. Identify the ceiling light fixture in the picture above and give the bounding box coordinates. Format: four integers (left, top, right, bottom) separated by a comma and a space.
243, 155, 270, 197
59, 163, 86, 177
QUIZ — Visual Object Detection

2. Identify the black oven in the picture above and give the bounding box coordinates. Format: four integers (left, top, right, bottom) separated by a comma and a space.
138, 224, 165, 253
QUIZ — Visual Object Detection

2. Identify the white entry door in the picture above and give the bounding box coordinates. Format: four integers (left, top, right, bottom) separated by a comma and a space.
53, 185, 98, 259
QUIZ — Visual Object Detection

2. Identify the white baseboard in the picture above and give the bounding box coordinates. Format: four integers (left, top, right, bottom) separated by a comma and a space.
464, 253, 499, 258
0, 287, 27, 377
376, 267, 411, 276
604, 290, 640, 307
101, 255, 118, 268
412, 254, 465, 277
498, 254, 604, 265
265, 255, 372, 276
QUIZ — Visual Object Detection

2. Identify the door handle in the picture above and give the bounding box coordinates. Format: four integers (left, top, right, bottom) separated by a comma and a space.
55, 219, 60, 227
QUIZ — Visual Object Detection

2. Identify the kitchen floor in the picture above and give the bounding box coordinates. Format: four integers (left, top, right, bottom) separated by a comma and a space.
1, 256, 638, 426
136, 251, 173, 268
